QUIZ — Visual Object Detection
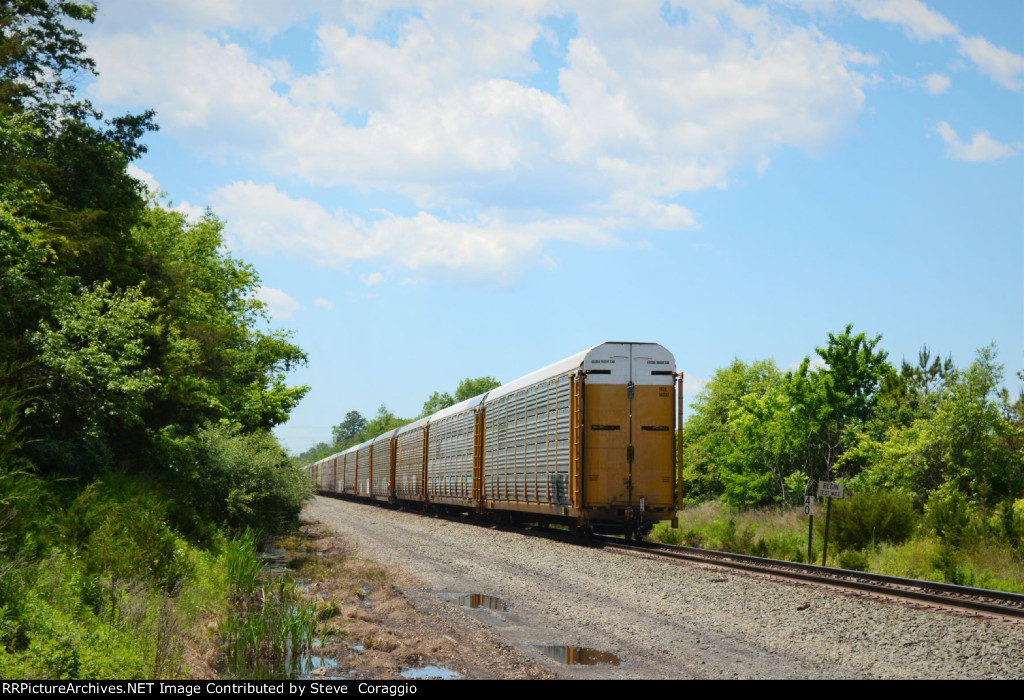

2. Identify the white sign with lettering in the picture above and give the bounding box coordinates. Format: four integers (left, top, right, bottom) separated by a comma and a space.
817, 481, 845, 499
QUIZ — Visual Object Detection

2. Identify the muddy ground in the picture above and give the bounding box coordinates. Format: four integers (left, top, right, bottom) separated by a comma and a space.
277, 521, 554, 680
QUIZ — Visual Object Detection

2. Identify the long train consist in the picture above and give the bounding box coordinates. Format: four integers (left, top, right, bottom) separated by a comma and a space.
307, 342, 683, 537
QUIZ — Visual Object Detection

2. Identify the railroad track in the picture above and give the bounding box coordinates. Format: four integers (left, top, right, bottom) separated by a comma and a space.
592, 535, 1024, 620
328, 495, 1024, 621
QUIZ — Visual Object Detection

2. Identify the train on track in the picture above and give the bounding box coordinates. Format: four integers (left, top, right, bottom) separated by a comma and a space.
306, 342, 684, 538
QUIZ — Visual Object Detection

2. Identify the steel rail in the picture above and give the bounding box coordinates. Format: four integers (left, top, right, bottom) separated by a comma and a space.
319, 492, 1024, 619
592, 535, 1024, 619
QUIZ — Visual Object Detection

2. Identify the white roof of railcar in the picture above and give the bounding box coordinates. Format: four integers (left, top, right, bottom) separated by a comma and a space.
372, 427, 400, 444
395, 415, 429, 436
427, 393, 487, 423
484, 345, 596, 402
484, 342, 671, 401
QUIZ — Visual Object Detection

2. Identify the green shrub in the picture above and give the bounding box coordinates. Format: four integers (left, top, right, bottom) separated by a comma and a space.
159, 424, 313, 537
994, 498, 1023, 550
925, 488, 972, 546
932, 543, 971, 586
837, 549, 870, 572
60, 479, 192, 591
820, 490, 917, 550
648, 522, 682, 545
0, 550, 189, 679
683, 529, 705, 548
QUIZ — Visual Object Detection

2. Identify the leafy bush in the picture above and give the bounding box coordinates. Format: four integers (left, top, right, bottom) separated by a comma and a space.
648, 522, 682, 545
59, 478, 191, 591
819, 490, 917, 550
0, 550, 192, 679
931, 543, 971, 586
837, 549, 870, 572
683, 529, 705, 548
925, 488, 972, 546
993, 498, 1023, 550
159, 423, 313, 537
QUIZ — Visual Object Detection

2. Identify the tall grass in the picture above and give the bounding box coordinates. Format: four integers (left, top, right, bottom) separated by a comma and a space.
652, 500, 1024, 592
225, 528, 263, 601
218, 532, 328, 677
651, 502, 809, 562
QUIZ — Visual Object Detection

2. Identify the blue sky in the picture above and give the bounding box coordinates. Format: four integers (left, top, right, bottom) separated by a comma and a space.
79, 0, 1023, 452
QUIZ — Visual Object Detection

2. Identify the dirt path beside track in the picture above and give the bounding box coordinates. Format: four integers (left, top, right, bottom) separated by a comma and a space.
304, 495, 1024, 680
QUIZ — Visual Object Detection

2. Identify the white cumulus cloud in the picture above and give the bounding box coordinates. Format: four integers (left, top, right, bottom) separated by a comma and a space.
210, 181, 626, 287
84, 1, 1021, 285
852, 0, 957, 42
173, 201, 206, 224
127, 164, 160, 194
922, 73, 950, 94
935, 122, 1023, 163
87, 3, 867, 233
848, 0, 1023, 91
957, 35, 1024, 91
254, 286, 302, 320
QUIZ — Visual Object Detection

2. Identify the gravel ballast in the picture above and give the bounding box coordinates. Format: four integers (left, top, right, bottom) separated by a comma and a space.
305, 496, 1024, 679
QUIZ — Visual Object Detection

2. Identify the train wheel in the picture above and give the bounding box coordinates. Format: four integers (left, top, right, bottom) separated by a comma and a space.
571, 522, 594, 538
632, 522, 654, 542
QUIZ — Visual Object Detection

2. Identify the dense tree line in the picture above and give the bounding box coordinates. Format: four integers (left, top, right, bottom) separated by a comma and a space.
295, 376, 501, 463
0, 2, 313, 677
0, 0, 310, 531
682, 325, 1024, 512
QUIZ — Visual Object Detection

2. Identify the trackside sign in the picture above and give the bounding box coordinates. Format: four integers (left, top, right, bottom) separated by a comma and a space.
817, 481, 845, 499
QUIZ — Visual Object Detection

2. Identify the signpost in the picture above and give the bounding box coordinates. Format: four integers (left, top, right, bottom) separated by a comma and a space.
816, 481, 845, 566
804, 496, 817, 563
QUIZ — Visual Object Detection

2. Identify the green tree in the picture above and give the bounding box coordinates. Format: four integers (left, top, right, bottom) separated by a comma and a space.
875, 346, 954, 429
128, 206, 308, 434
726, 382, 804, 507
29, 281, 160, 438
854, 345, 1022, 504
0, 0, 96, 115
362, 403, 408, 439
421, 391, 455, 416
0, 1, 308, 488
788, 324, 892, 485
420, 376, 500, 417
681, 358, 785, 503
454, 376, 500, 402
332, 410, 367, 447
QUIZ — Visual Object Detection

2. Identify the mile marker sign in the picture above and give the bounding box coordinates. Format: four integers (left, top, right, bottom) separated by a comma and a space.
817, 481, 845, 499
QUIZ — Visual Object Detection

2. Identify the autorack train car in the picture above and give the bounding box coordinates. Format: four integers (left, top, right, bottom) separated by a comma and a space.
307, 342, 683, 537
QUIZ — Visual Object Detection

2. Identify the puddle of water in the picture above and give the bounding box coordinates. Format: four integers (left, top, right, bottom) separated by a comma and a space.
400, 666, 462, 680
350, 644, 365, 652
536, 645, 621, 666
259, 546, 291, 574
222, 644, 339, 680
456, 594, 506, 611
